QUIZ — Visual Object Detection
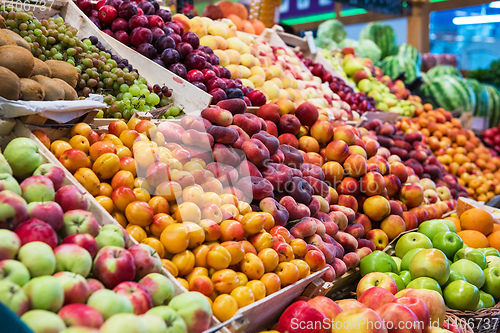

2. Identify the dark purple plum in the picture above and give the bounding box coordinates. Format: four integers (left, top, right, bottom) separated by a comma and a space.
181, 32, 200, 49
192, 81, 207, 92
169, 33, 181, 45
242, 86, 253, 95
106, 0, 122, 9
153, 59, 166, 67
137, 1, 154, 15
165, 22, 181, 35
168, 63, 187, 79
111, 18, 128, 32
114, 30, 130, 45
162, 26, 174, 35
103, 29, 113, 36
204, 63, 213, 70
161, 48, 180, 66
148, 0, 159, 11
227, 88, 244, 99
184, 52, 206, 71
130, 27, 152, 47
208, 53, 219, 65
191, 49, 208, 60
175, 42, 193, 60
209, 88, 227, 104
200, 46, 213, 54
89, 16, 102, 29
151, 27, 165, 42
137, 43, 157, 59
206, 78, 227, 92
156, 8, 172, 22
155, 35, 175, 53
117, 1, 137, 20
128, 14, 149, 30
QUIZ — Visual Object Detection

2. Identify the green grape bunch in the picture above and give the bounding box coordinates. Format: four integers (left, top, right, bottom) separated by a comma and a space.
1, 6, 181, 120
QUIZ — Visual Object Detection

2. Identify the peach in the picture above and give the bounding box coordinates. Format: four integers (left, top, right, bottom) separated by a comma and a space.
380, 215, 406, 239
389, 162, 408, 184
295, 102, 319, 127
338, 195, 358, 213
59, 148, 90, 173
175, 202, 201, 223
299, 136, 320, 153
343, 155, 367, 178
201, 107, 233, 127
220, 219, 245, 242
257, 103, 280, 123
304, 250, 326, 272
337, 177, 360, 196
310, 120, 333, 144
363, 195, 391, 222
360, 171, 385, 196
322, 161, 344, 187
325, 140, 349, 163
333, 126, 356, 145
399, 184, 424, 208
211, 269, 240, 294
384, 174, 402, 198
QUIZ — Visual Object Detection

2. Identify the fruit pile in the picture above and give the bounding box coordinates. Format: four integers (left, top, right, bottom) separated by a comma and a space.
276, 289, 458, 333
398, 105, 500, 202
76, 0, 257, 105
481, 125, 500, 153
361, 208, 500, 312
0, 137, 213, 333
1, 6, 179, 119
201, 1, 266, 35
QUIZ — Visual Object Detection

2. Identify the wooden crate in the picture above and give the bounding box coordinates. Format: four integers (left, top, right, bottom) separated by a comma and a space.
17, 0, 212, 114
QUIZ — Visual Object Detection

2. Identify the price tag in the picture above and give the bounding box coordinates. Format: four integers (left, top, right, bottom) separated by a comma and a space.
304, 31, 317, 54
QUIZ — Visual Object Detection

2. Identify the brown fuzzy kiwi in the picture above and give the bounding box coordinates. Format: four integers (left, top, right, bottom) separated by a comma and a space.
2, 29, 30, 50
31, 75, 64, 101
31, 58, 52, 77
0, 66, 20, 100
45, 60, 78, 88
19, 78, 45, 101
52, 78, 77, 100
0, 45, 34, 78
0, 16, 6, 29
0, 30, 15, 47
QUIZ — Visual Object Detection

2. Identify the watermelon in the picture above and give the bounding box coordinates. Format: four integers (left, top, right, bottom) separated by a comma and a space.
377, 55, 421, 84
397, 44, 421, 67
484, 84, 500, 127
426, 65, 462, 80
420, 75, 476, 113
465, 78, 489, 117
359, 22, 396, 58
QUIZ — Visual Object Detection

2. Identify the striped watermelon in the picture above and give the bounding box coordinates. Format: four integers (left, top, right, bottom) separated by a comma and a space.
465, 78, 489, 117
378, 55, 421, 84
359, 22, 396, 58
420, 75, 476, 113
397, 44, 421, 67
426, 65, 462, 80
484, 84, 500, 127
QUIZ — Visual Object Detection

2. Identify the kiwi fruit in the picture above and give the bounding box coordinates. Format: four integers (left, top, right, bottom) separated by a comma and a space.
0, 66, 20, 100
53, 78, 77, 100
31, 75, 64, 101
19, 78, 44, 101
0, 30, 15, 47
31, 58, 52, 77
45, 60, 78, 88
0, 45, 34, 78
2, 29, 30, 50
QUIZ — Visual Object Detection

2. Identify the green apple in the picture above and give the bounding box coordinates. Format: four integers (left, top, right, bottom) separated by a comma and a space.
479, 290, 496, 308
453, 247, 487, 269
432, 231, 463, 260
435, 219, 457, 233
3, 138, 44, 179
0, 259, 30, 286
418, 220, 450, 241
443, 269, 466, 288
399, 270, 411, 286
395, 232, 433, 259
95, 224, 127, 249
358, 79, 373, 92
54, 243, 92, 277
139, 273, 175, 306
409, 249, 450, 286
392, 257, 401, 271
342, 58, 364, 76
169, 292, 213, 333
87, 289, 133, 320
0, 173, 21, 195
21, 310, 66, 332
23, 276, 64, 312
17, 241, 55, 277
475, 300, 484, 310
360, 250, 399, 276
486, 256, 500, 268
139, 313, 168, 333
482, 267, 500, 299
401, 248, 425, 271
0, 229, 20, 261
450, 259, 485, 289
0, 154, 12, 175
100, 313, 147, 333
0, 280, 28, 316
443, 280, 480, 311
387, 272, 406, 291
407, 277, 443, 295
479, 248, 500, 257
146, 306, 187, 333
